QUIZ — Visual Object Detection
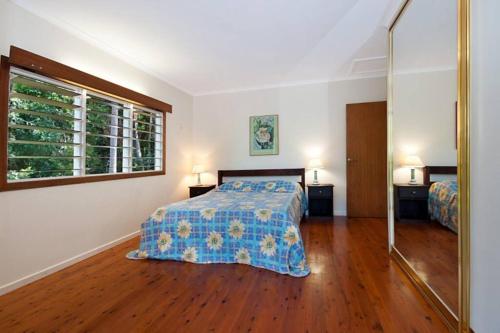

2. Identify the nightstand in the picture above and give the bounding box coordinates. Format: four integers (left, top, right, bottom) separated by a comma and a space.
307, 184, 334, 217
393, 184, 430, 220
189, 185, 216, 198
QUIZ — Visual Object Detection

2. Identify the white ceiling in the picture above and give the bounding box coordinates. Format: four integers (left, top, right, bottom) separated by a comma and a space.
11, 0, 403, 95
393, 0, 457, 74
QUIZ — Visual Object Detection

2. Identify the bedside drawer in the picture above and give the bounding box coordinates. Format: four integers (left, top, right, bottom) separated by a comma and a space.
308, 186, 333, 199
398, 187, 428, 199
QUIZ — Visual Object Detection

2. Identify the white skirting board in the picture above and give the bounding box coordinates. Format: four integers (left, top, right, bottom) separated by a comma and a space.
0, 230, 140, 296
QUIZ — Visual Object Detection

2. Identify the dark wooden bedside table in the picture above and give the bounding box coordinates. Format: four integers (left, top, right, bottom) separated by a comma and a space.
189, 185, 216, 198
307, 184, 334, 217
393, 184, 430, 220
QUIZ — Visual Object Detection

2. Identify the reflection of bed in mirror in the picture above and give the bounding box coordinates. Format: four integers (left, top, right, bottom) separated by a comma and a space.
424, 166, 458, 233
394, 165, 459, 314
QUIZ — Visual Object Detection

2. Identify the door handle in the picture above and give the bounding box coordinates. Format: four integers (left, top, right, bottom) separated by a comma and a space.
347, 158, 356, 162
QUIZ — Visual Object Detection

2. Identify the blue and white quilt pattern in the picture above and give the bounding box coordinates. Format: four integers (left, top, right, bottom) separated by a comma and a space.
429, 180, 458, 233
127, 181, 310, 277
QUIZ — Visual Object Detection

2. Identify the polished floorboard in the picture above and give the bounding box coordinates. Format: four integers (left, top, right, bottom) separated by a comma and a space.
0, 217, 448, 332
395, 219, 459, 314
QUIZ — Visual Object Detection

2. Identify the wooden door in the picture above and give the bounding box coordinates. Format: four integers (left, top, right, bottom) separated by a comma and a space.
346, 101, 387, 217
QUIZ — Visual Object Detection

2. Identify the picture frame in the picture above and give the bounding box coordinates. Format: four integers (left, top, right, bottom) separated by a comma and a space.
249, 114, 279, 156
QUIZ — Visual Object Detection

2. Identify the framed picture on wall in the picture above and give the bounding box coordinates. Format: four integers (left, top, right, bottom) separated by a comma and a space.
249, 115, 279, 156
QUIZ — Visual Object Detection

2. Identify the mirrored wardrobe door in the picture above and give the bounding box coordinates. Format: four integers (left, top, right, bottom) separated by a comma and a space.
388, 0, 469, 331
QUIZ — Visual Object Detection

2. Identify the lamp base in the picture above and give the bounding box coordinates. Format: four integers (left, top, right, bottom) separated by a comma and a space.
312, 170, 319, 185
408, 167, 418, 185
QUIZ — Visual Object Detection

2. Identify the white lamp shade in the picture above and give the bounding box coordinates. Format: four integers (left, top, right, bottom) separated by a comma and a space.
308, 158, 324, 170
402, 155, 424, 168
192, 165, 205, 174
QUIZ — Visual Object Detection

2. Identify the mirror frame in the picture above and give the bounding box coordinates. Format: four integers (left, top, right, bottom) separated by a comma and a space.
387, 0, 470, 332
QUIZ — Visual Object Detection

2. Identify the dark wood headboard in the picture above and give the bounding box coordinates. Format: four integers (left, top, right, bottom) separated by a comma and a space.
217, 168, 306, 189
423, 166, 457, 185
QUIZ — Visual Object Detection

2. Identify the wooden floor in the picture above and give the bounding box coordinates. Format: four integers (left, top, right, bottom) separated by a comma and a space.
0, 217, 448, 333
395, 219, 459, 314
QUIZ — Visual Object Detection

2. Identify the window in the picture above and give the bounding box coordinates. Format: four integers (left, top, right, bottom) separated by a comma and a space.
1, 46, 171, 191
7, 68, 164, 181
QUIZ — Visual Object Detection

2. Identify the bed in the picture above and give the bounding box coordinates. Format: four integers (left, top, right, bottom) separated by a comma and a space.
127, 168, 310, 277
424, 166, 458, 233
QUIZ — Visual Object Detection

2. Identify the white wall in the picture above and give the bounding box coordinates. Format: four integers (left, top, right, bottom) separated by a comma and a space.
392, 69, 457, 183
470, 1, 500, 331
0, 0, 193, 292
193, 77, 387, 215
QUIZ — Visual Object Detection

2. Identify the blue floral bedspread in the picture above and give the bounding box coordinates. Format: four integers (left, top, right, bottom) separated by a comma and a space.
428, 180, 458, 233
127, 180, 310, 277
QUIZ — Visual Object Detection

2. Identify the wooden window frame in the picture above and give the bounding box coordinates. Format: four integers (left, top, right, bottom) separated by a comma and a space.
0, 46, 171, 191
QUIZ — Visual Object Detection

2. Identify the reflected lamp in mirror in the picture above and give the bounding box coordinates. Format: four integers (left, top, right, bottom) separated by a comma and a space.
192, 165, 205, 185
402, 155, 424, 185
308, 159, 324, 185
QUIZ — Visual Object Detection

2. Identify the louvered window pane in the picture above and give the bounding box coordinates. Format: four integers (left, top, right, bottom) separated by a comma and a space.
7, 70, 83, 180
85, 93, 131, 175
132, 107, 162, 172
